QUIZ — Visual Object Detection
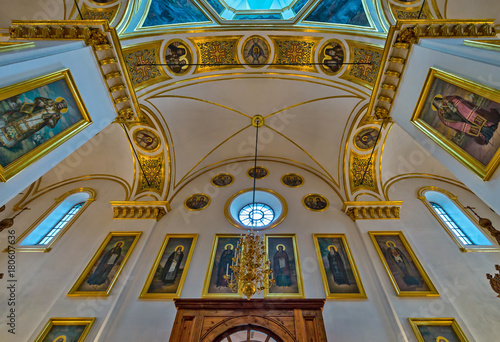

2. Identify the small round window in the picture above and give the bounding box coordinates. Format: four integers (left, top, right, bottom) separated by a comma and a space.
238, 203, 274, 228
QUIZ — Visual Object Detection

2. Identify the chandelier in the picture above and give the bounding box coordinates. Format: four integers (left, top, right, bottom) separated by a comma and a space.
224, 115, 276, 300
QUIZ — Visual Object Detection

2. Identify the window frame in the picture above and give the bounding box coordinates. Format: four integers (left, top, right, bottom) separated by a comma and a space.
11, 188, 96, 252
418, 186, 498, 252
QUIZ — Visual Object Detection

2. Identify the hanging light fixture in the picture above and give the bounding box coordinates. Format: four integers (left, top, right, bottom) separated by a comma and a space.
224, 115, 276, 300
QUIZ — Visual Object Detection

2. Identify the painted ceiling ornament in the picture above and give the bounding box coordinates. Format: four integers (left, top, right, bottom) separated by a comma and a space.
211, 173, 234, 187
133, 128, 161, 152
303, 194, 329, 211
242, 36, 271, 68
247, 166, 268, 179
486, 264, 500, 298
318, 39, 345, 75
281, 173, 304, 187
354, 127, 380, 150
185, 193, 211, 211
164, 39, 192, 75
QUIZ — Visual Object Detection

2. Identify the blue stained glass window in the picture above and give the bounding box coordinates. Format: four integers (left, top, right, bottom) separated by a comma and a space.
37, 202, 84, 245
239, 203, 275, 228
430, 202, 474, 246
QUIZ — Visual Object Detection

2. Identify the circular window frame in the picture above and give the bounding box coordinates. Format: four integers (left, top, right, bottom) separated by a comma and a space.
224, 188, 287, 231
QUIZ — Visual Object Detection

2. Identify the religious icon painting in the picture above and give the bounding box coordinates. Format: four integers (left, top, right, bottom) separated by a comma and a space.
354, 127, 380, 150
184, 193, 210, 211
318, 39, 345, 75
409, 318, 469, 342
164, 39, 192, 76
133, 128, 161, 152
247, 166, 269, 179
211, 173, 234, 187
303, 194, 329, 211
202, 234, 242, 298
242, 36, 271, 68
67, 232, 142, 296
264, 234, 304, 298
0, 69, 92, 182
411, 68, 500, 180
281, 173, 304, 187
139, 234, 197, 299
313, 234, 366, 299
33, 318, 95, 342
369, 231, 439, 297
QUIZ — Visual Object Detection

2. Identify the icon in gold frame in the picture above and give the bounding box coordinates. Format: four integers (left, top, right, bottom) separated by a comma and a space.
139, 234, 197, 299
0, 69, 92, 182
33, 317, 95, 342
67, 231, 141, 297
409, 318, 469, 342
313, 234, 367, 299
369, 231, 439, 297
411, 68, 500, 181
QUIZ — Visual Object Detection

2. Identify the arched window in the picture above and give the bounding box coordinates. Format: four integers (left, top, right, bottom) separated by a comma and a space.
15, 188, 95, 252
418, 187, 496, 252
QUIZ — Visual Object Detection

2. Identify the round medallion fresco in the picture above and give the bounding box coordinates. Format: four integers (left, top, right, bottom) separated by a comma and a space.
354, 127, 380, 150
185, 193, 210, 211
164, 39, 192, 75
242, 36, 271, 68
211, 173, 234, 187
303, 194, 329, 211
133, 128, 161, 152
318, 40, 345, 75
281, 173, 304, 187
247, 166, 269, 179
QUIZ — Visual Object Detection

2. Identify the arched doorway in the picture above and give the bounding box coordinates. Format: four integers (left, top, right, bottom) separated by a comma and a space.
213, 325, 283, 342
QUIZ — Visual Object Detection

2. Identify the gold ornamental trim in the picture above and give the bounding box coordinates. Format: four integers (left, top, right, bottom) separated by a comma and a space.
367, 19, 496, 121
342, 201, 403, 221
9, 20, 141, 122
110, 201, 170, 221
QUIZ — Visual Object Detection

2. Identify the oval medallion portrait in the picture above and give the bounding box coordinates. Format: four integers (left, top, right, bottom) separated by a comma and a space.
242, 36, 271, 68
318, 40, 345, 75
281, 173, 304, 187
164, 39, 192, 76
354, 127, 380, 150
303, 194, 329, 211
185, 193, 210, 211
247, 166, 269, 179
211, 173, 234, 187
133, 129, 161, 152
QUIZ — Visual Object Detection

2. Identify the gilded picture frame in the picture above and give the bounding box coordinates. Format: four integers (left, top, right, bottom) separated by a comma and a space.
67, 231, 142, 297
0, 69, 92, 182
33, 317, 95, 342
264, 234, 304, 298
202, 234, 242, 298
313, 234, 367, 299
369, 231, 439, 297
411, 68, 500, 181
139, 234, 198, 299
409, 318, 469, 342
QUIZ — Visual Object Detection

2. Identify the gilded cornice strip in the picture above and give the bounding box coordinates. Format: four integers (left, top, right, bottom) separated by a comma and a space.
367, 19, 496, 121
9, 20, 141, 122
342, 201, 403, 221
110, 201, 170, 220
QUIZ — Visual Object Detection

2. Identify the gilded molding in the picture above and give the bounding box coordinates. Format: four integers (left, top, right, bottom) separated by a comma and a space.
110, 201, 170, 220
367, 20, 496, 122
9, 20, 141, 122
342, 201, 403, 221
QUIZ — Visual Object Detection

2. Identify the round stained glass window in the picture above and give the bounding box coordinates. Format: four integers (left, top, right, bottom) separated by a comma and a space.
238, 203, 274, 228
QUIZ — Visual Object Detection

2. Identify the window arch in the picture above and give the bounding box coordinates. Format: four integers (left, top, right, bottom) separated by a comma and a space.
15, 188, 96, 252
418, 186, 496, 252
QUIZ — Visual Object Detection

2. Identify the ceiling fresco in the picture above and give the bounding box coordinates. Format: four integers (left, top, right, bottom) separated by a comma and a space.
125, 0, 384, 32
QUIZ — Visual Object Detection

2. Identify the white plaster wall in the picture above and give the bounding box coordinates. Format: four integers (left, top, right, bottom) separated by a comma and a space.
433, 0, 500, 25
391, 42, 500, 215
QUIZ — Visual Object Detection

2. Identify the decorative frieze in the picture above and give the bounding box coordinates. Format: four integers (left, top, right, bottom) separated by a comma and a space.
342, 201, 403, 221
110, 201, 170, 221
